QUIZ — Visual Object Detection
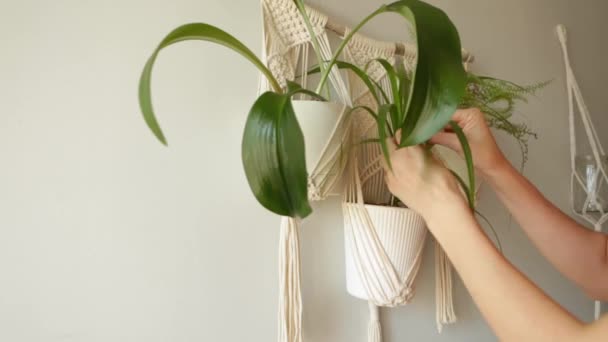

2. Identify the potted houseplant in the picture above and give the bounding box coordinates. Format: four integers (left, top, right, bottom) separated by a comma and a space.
336, 52, 544, 338
138, 0, 532, 340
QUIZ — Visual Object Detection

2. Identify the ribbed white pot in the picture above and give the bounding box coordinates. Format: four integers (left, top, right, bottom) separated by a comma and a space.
344, 204, 428, 301
291, 100, 344, 172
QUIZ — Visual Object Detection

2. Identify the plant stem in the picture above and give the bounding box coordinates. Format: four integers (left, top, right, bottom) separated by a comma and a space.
315, 6, 387, 94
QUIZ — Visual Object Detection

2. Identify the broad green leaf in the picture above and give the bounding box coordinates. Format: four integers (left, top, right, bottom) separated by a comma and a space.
242, 92, 312, 218
450, 121, 475, 209
317, 0, 466, 147
391, 1, 466, 146
139, 23, 281, 145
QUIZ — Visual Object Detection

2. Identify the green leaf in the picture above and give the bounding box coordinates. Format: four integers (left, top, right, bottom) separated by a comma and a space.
449, 169, 474, 211
450, 121, 475, 209
139, 23, 281, 145
317, 0, 467, 147
370, 58, 401, 115
377, 104, 395, 170
286, 81, 327, 101
242, 92, 312, 218
356, 138, 382, 146
308, 61, 382, 106
475, 210, 503, 253
394, 57, 411, 120
452, 167, 502, 252
350, 105, 379, 122
391, 1, 466, 146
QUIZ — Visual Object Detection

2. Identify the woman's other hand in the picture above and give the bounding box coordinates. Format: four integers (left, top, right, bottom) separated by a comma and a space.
430, 108, 507, 177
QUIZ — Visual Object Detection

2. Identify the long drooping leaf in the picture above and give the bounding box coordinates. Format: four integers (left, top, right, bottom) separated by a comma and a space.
286, 81, 327, 101
308, 61, 382, 106
139, 23, 281, 145
377, 104, 395, 169
452, 169, 502, 252
317, 0, 466, 147
475, 209, 503, 253
350, 105, 379, 122
394, 57, 411, 121
242, 92, 312, 218
449, 169, 475, 211
450, 121, 475, 209
371, 58, 401, 115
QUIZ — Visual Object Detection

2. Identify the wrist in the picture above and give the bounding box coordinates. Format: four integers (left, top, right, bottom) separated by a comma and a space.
423, 196, 476, 237
418, 187, 469, 227
482, 154, 511, 182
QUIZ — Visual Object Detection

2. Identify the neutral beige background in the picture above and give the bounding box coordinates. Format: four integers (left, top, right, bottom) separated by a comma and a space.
0, 0, 606, 341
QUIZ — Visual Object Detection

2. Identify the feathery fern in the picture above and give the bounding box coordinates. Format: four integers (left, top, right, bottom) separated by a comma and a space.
461, 73, 549, 167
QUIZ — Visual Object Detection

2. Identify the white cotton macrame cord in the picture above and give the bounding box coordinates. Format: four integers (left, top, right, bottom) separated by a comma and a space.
556, 24, 607, 321
368, 301, 382, 342
435, 240, 456, 332
278, 217, 302, 342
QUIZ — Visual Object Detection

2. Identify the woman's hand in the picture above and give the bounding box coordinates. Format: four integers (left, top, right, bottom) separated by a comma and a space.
430, 108, 507, 177
383, 134, 466, 221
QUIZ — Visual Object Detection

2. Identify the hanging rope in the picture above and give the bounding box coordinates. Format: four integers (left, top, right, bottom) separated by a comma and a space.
557, 24, 607, 321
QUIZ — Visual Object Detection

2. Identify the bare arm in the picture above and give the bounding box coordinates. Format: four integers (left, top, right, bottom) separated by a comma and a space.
486, 159, 608, 300
431, 108, 608, 300
384, 136, 608, 341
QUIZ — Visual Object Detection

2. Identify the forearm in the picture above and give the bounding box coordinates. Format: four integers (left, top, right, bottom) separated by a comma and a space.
485, 160, 608, 300
427, 201, 584, 341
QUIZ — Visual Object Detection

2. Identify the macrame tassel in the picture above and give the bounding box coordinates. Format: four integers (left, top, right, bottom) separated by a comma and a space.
435, 240, 456, 333
278, 217, 302, 342
367, 302, 382, 342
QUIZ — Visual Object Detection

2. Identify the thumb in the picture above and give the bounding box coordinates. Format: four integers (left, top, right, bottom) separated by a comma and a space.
429, 131, 462, 153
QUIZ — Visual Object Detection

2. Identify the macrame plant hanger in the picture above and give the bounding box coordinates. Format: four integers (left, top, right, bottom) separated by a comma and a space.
341, 32, 472, 340
259, 1, 353, 341
557, 24, 607, 321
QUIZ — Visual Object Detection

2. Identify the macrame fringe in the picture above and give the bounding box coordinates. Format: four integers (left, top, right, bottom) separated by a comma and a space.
435, 240, 457, 332
278, 217, 302, 342
367, 302, 382, 342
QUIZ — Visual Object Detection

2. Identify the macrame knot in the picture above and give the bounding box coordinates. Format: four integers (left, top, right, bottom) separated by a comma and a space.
307, 177, 323, 201
385, 286, 414, 307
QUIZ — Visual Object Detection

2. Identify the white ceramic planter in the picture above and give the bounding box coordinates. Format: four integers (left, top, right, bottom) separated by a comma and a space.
291, 100, 345, 171
344, 204, 428, 301
292, 100, 349, 198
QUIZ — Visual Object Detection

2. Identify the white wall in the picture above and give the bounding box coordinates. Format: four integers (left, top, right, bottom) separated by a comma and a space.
0, 0, 606, 341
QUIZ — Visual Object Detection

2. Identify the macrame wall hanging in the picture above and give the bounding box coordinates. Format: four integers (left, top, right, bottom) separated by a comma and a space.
557, 25, 607, 321
258, 1, 474, 341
